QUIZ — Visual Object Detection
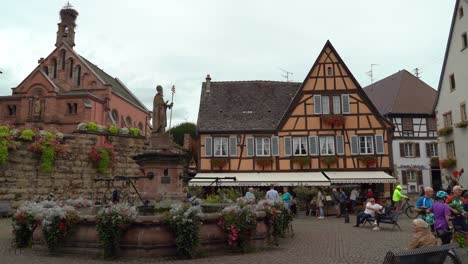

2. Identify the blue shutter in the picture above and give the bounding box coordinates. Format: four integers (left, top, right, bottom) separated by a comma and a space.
336, 135, 345, 155
284, 136, 292, 156
314, 95, 322, 115
205, 137, 212, 157
308, 136, 318, 156
342, 94, 350, 114
229, 137, 237, 156
271, 136, 279, 156
246, 137, 254, 157
322, 96, 330, 114
375, 134, 384, 154
350, 135, 359, 155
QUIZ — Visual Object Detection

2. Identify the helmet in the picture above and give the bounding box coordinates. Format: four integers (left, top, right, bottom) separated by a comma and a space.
396, 185, 402, 190
436, 191, 449, 199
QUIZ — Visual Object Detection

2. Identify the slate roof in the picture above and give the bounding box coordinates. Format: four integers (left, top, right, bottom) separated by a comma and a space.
80, 56, 148, 112
363, 70, 437, 116
197, 80, 301, 132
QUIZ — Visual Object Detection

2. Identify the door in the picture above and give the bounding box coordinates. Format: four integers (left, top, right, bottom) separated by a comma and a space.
431, 169, 442, 192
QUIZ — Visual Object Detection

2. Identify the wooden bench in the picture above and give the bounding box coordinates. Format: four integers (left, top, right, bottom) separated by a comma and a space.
382, 243, 462, 264
0, 200, 12, 217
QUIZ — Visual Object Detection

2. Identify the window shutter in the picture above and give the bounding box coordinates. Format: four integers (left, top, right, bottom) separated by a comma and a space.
402, 118, 413, 131
415, 143, 420, 157
205, 137, 212, 157
284, 136, 292, 157
425, 143, 430, 157
336, 135, 345, 155
246, 137, 254, 157
322, 96, 330, 114
271, 136, 279, 156
375, 134, 384, 154
350, 135, 359, 155
399, 143, 405, 157
402, 171, 408, 185
333, 96, 341, 114
308, 136, 319, 156
341, 94, 350, 114
417, 171, 423, 185
314, 95, 322, 115
229, 137, 237, 157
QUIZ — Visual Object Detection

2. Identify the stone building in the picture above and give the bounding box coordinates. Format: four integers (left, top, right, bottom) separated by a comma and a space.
364, 70, 439, 192
434, 0, 468, 188
0, 4, 149, 134
191, 41, 396, 195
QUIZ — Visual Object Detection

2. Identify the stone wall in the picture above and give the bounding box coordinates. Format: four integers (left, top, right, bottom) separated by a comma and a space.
0, 133, 147, 207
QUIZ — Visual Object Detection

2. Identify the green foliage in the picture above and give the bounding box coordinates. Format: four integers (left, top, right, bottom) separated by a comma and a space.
129, 128, 141, 136
168, 205, 202, 258
98, 148, 110, 173
320, 156, 338, 166
0, 138, 8, 166
251, 189, 265, 200
86, 122, 99, 132
292, 185, 318, 210
218, 188, 242, 202
40, 145, 55, 173
441, 159, 457, 169
167, 122, 196, 146
211, 157, 229, 168
42, 210, 79, 252
29, 132, 64, 173
204, 194, 221, 203
12, 211, 36, 248
19, 129, 35, 141
455, 120, 468, 128
291, 156, 310, 166
437, 127, 453, 136
108, 125, 119, 134
219, 205, 257, 249
0, 126, 9, 137
89, 144, 115, 174
261, 200, 294, 244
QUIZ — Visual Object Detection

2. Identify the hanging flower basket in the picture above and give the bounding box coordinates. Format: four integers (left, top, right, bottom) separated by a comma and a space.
291, 156, 310, 166
320, 156, 338, 166
455, 120, 468, 128
437, 127, 453, 136
441, 159, 457, 169
256, 157, 273, 167
321, 114, 345, 126
89, 143, 115, 174
211, 158, 229, 169
357, 156, 377, 166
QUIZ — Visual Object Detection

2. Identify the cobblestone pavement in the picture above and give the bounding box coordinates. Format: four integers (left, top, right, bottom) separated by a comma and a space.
1, 214, 467, 264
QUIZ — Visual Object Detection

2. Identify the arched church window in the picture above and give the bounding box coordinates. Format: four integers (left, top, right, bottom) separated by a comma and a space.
76, 65, 81, 86
111, 109, 119, 125
125, 116, 132, 127
53, 58, 57, 79
69, 58, 74, 79
7, 105, 16, 116
138, 122, 143, 131
61, 50, 66, 70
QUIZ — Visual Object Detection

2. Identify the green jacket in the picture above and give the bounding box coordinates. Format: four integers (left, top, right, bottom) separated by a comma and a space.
392, 189, 408, 202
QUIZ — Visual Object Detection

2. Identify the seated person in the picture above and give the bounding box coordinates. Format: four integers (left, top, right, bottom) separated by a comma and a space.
373, 201, 393, 230
408, 218, 438, 249
353, 198, 383, 227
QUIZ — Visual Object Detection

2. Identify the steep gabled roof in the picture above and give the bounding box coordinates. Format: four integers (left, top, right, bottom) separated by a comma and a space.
197, 81, 301, 132
433, 0, 461, 111
79, 56, 148, 112
363, 70, 437, 115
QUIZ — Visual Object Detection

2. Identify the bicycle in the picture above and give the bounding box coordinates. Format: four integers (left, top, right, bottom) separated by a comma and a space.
399, 198, 419, 219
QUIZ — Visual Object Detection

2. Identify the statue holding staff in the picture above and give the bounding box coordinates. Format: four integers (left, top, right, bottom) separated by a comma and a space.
152, 85, 173, 133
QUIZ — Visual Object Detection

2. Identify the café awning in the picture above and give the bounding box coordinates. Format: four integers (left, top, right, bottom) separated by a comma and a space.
323, 171, 396, 184
189, 172, 330, 186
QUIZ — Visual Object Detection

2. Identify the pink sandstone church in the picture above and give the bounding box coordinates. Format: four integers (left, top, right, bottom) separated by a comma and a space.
0, 4, 149, 134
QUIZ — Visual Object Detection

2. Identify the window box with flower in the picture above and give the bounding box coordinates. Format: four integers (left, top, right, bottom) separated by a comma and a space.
441, 158, 457, 169
321, 114, 345, 126
455, 120, 468, 128
256, 157, 273, 167
211, 157, 229, 169
320, 156, 338, 166
437, 127, 453, 136
291, 156, 310, 167
356, 156, 377, 166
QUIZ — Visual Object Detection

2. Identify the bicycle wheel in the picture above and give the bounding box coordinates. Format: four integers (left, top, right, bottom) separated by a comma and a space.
405, 205, 418, 219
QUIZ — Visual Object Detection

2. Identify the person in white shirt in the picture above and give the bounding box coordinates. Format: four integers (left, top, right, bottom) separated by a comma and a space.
350, 188, 359, 210
265, 184, 279, 201
353, 198, 383, 227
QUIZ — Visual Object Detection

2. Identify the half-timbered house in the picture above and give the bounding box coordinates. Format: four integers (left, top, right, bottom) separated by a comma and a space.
364, 70, 439, 193
192, 41, 396, 195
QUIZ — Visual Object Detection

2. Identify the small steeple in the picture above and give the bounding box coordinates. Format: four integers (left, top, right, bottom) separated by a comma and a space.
55, 2, 79, 48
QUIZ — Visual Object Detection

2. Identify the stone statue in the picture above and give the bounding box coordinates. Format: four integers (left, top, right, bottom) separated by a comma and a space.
33, 96, 41, 116
152, 85, 173, 133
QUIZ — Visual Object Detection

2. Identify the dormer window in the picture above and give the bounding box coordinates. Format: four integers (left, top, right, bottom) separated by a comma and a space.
327, 66, 333, 76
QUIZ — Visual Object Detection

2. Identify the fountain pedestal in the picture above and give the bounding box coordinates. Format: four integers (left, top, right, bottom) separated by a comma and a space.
133, 132, 190, 202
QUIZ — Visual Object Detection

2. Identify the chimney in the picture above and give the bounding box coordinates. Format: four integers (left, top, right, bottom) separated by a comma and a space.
205, 74, 211, 94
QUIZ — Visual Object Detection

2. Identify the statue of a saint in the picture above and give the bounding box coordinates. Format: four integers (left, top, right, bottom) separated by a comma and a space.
152, 85, 173, 133
33, 96, 41, 117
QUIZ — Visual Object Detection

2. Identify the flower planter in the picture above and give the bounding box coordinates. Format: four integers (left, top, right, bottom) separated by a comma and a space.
437, 127, 453, 136
256, 157, 273, 167
291, 156, 310, 167
441, 159, 457, 169
357, 156, 377, 166
321, 114, 345, 126
430, 157, 440, 168
320, 156, 338, 166
455, 120, 468, 128
211, 158, 229, 169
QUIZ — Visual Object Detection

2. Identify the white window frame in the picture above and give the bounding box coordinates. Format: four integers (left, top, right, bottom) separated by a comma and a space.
319, 136, 335, 156
407, 171, 416, 181
292, 137, 308, 156
404, 143, 415, 157
359, 135, 374, 155
255, 137, 271, 157
429, 143, 438, 157
213, 137, 229, 157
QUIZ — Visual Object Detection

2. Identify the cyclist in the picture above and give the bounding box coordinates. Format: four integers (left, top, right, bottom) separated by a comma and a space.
429, 191, 453, 244
392, 185, 408, 211
446, 185, 467, 248
415, 187, 434, 228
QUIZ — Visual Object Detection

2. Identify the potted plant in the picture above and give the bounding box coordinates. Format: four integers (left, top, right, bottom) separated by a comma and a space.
455, 120, 468, 128
321, 114, 345, 126
320, 156, 338, 166
291, 156, 310, 167
437, 127, 453, 136
357, 156, 377, 166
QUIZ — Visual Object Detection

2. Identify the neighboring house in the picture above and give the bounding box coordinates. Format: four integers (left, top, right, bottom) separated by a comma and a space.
434, 0, 468, 188
364, 70, 439, 193
0, 5, 149, 134
192, 41, 396, 194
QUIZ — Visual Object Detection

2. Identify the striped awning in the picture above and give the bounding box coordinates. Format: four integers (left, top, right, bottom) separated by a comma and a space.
323, 171, 396, 184
189, 172, 330, 186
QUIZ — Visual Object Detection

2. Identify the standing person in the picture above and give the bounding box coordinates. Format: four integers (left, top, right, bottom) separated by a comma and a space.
446, 185, 467, 248
244, 187, 256, 202
415, 187, 434, 223
392, 185, 408, 211
353, 198, 382, 227
366, 188, 374, 199
408, 219, 438, 249
350, 188, 359, 211
340, 188, 348, 216
429, 191, 453, 244
282, 187, 292, 208
266, 184, 279, 202
316, 188, 325, 219
332, 188, 341, 217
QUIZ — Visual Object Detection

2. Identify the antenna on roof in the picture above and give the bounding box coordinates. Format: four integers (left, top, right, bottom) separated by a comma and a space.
413, 67, 422, 78
366, 64, 379, 84
279, 68, 293, 82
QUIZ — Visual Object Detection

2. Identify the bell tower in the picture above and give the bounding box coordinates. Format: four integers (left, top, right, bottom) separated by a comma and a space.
55, 2, 79, 48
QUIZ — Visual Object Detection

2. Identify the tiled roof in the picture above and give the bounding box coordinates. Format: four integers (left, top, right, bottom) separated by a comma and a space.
80, 56, 148, 112
363, 70, 437, 115
197, 80, 301, 132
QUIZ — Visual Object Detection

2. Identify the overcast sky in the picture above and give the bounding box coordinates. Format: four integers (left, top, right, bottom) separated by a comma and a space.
0, 0, 455, 126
